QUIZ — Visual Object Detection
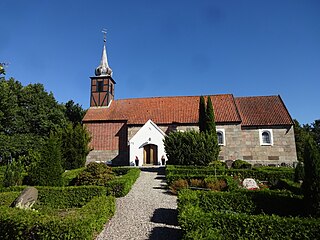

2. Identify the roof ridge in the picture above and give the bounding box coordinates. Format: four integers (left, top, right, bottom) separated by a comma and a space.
235, 95, 279, 100
115, 94, 234, 101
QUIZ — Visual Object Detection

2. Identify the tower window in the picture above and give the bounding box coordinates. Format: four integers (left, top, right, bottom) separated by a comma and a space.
97, 81, 104, 92
259, 129, 273, 146
217, 129, 225, 146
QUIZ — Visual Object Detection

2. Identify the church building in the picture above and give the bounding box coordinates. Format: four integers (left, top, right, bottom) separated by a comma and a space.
83, 38, 297, 167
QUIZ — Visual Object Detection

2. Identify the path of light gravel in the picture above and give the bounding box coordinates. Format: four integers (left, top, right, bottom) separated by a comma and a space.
96, 167, 182, 240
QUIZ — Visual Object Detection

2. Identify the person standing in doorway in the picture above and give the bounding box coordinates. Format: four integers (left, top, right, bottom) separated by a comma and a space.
135, 156, 139, 167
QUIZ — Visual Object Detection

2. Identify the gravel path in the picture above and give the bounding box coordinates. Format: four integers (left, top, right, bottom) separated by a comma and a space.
96, 167, 182, 240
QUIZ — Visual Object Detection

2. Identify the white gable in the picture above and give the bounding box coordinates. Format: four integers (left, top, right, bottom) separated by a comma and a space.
129, 119, 166, 166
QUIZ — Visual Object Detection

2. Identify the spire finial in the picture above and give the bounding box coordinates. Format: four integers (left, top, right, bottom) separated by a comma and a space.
95, 29, 113, 77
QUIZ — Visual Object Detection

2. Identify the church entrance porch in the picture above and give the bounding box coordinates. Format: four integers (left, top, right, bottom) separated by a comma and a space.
143, 144, 158, 165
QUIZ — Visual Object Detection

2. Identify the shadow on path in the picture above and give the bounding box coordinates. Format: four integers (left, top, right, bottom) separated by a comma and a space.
149, 227, 183, 240
151, 208, 179, 226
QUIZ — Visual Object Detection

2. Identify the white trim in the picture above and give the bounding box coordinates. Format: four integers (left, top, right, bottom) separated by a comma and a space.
259, 129, 273, 146
217, 129, 226, 146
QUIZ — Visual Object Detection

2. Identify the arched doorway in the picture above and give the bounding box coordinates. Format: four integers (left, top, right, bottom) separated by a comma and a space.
143, 144, 158, 165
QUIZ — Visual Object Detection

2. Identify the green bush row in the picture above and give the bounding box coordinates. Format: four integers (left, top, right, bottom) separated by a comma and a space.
0, 195, 115, 240
179, 205, 320, 240
0, 185, 106, 209
178, 190, 319, 239
105, 168, 140, 197
166, 165, 294, 184
178, 189, 303, 216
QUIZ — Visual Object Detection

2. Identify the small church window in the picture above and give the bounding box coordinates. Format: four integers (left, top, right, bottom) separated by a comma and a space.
217, 129, 225, 146
259, 129, 273, 146
97, 81, 104, 92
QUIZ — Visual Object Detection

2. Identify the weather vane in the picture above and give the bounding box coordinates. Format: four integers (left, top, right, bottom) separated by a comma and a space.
102, 28, 107, 43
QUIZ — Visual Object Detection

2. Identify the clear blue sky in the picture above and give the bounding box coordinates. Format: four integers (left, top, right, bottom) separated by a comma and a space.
1, 0, 319, 124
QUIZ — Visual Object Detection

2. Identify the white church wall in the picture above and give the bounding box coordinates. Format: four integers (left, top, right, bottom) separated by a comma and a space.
129, 120, 166, 166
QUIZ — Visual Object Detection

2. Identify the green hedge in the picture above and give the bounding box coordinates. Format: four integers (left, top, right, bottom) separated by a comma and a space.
0, 195, 115, 240
178, 190, 319, 239
180, 205, 320, 240
106, 168, 140, 197
178, 189, 303, 216
0, 185, 106, 209
166, 165, 294, 185
62, 167, 85, 186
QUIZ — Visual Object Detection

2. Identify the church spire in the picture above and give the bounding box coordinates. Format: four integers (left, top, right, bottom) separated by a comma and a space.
95, 29, 113, 77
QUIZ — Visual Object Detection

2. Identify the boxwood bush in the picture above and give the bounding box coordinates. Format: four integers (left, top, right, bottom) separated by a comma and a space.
178, 189, 320, 239
166, 165, 294, 186
106, 168, 140, 197
0, 195, 115, 240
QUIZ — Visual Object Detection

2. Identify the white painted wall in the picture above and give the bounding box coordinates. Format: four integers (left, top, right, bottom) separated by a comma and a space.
128, 119, 167, 166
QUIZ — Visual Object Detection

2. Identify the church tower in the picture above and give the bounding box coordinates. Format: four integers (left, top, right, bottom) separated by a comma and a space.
90, 31, 116, 107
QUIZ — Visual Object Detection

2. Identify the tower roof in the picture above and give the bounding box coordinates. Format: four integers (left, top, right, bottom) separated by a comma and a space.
95, 31, 112, 77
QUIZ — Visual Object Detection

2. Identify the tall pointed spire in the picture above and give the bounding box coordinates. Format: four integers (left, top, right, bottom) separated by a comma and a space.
95, 29, 113, 77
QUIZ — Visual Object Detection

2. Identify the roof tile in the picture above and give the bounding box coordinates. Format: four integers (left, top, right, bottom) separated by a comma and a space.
83, 94, 241, 124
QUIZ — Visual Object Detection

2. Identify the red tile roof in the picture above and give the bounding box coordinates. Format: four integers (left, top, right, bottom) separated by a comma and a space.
83, 94, 241, 124
83, 94, 293, 126
235, 95, 293, 126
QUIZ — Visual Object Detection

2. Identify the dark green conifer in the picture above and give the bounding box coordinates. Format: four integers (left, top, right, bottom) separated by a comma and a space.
302, 135, 320, 216
205, 96, 217, 136
199, 96, 206, 132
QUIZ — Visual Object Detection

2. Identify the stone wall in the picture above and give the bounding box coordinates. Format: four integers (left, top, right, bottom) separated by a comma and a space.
86, 121, 297, 166
218, 124, 297, 166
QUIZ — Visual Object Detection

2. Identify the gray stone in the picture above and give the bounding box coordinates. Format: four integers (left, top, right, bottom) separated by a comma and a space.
242, 178, 259, 190
11, 187, 38, 209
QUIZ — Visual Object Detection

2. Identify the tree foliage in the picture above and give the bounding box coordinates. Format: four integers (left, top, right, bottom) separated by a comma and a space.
205, 96, 217, 137
27, 133, 64, 186
3, 157, 23, 187
0, 78, 90, 172
76, 162, 114, 186
0, 78, 68, 161
62, 123, 91, 170
164, 130, 220, 166
302, 135, 320, 216
64, 100, 86, 126
199, 96, 206, 132
294, 119, 320, 162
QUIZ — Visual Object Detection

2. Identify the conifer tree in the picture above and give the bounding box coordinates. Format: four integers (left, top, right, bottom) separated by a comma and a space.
28, 133, 64, 186
199, 96, 206, 132
302, 135, 320, 216
205, 96, 217, 136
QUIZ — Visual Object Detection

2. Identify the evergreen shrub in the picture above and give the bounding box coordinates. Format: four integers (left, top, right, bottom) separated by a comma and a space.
105, 168, 140, 197
27, 134, 64, 186
62, 167, 85, 186
76, 162, 115, 186
294, 161, 305, 182
3, 158, 23, 187
232, 159, 252, 169
178, 189, 318, 240
0, 195, 115, 240
302, 136, 320, 217
164, 131, 220, 166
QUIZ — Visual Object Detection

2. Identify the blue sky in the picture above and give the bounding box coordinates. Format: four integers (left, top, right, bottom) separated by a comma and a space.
1, 0, 319, 124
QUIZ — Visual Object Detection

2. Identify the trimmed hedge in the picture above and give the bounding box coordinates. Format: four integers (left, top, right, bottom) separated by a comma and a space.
0, 195, 115, 239
178, 189, 303, 216
62, 167, 85, 186
180, 205, 320, 240
0, 185, 106, 209
106, 168, 140, 197
178, 189, 320, 239
166, 165, 294, 185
